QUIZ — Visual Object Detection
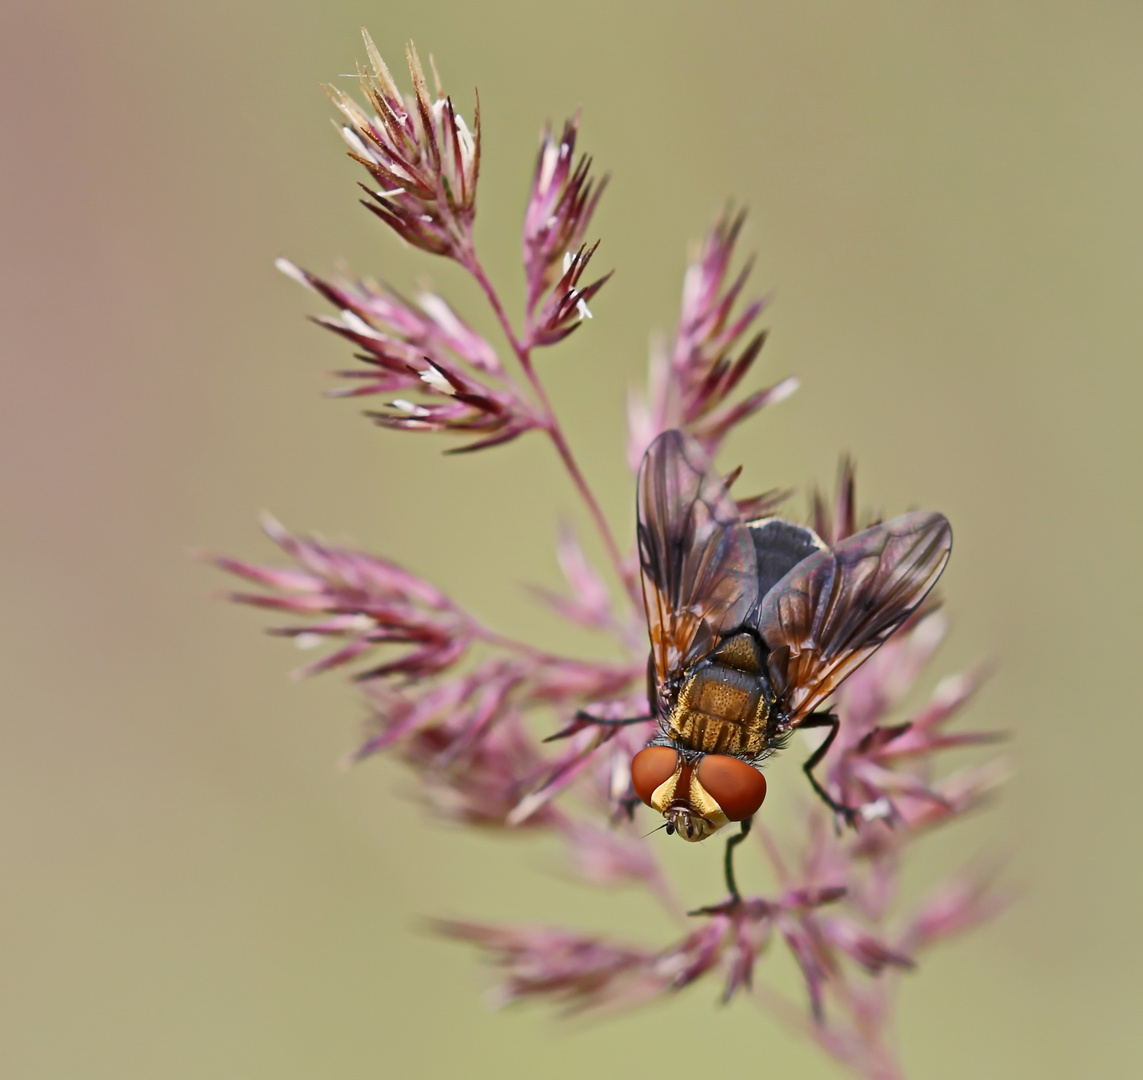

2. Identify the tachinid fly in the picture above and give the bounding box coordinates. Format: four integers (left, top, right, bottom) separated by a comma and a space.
625, 431, 952, 897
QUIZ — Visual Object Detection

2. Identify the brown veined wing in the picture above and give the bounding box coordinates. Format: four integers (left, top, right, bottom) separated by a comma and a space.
757, 511, 952, 726
637, 431, 758, 694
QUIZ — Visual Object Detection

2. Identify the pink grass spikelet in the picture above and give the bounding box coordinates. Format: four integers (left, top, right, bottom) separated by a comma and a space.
326, 31, 480, 260
211, 515, 474, 681
275, 258, 502, 383
530, 241, 613, 347
522, 116, 609, 329
211, 30, 1008, 1080
274, 257, 540, 451
528, 523, 617, 632
627, 207, 798, 469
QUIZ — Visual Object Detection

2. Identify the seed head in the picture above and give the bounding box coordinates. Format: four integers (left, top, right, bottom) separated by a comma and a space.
325, 31, 481, 259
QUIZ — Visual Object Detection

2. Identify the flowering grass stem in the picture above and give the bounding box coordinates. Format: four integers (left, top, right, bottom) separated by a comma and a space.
463, 250, 634, 600
210, 32, 1007, 1078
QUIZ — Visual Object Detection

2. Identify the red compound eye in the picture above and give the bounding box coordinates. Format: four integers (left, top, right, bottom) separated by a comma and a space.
630, 747, 679, 807
697, 755, 767, 820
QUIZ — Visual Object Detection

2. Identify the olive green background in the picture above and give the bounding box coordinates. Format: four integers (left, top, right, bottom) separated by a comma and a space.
3, 1, 1141, 1077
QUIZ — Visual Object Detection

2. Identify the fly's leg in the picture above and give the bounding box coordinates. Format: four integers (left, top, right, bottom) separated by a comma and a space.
800, 711, 860, 825
574, 711, 653, 728
543, 713, 653, 743
686, 818, 753, 915
724, 817, 752, 903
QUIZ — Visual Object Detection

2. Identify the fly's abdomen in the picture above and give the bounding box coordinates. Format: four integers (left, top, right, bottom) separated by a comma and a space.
668, 664, 770, 757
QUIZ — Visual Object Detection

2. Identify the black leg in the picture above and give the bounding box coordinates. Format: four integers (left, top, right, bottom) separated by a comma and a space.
800, 711, 858, 824
724, 817, 752, 903
686, 818, 753, 915
574, 711, 653, 727
543, 712, 652, 743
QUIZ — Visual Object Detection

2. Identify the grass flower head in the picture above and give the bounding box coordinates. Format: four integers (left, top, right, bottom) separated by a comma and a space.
210, 29, 1007, 1080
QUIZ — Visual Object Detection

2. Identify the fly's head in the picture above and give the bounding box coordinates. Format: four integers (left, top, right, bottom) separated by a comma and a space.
630, 745, 767, 842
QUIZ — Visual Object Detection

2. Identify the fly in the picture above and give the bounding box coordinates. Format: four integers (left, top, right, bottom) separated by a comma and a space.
622, 430, 952, 901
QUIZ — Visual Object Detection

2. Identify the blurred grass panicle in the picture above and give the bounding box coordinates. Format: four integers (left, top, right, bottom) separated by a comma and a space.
210, 29, 1006, 1080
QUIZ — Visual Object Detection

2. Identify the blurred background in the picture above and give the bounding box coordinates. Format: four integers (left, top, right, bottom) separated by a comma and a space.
3, 1, 1141, 1076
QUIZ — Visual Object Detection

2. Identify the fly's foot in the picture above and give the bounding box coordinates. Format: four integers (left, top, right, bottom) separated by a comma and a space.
687, 898, 742, 918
